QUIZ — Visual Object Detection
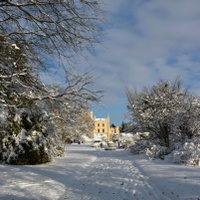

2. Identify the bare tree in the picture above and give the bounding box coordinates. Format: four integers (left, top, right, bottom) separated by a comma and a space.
0, 0, 104, 67
0, 0, 104, 107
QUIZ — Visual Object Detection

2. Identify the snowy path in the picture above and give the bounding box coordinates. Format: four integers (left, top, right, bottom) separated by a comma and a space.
0, 144, 200, 200
59, 145, 169, 200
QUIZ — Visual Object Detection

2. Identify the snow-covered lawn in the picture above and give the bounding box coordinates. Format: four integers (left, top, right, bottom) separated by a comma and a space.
0, 144, 199, 200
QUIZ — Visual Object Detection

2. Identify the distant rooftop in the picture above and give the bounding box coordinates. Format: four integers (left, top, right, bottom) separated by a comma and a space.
94, 118, 106, 121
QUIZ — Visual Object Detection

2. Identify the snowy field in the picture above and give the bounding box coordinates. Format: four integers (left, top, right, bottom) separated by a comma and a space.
0, 144, 200, 200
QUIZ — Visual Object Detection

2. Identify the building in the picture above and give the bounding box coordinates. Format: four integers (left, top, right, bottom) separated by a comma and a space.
90, 112, 120, 141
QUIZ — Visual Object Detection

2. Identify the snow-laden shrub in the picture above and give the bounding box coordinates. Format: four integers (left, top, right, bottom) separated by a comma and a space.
170, 138, 200, 166
129, 140, 155, 154
129, 132, 158, 154
129, 131, 200, 166
129, 132, 176, 159
117, 133, 138, 149
1, 126, 52, 165
136, 132, 153, 140
0, 108, 64, 165
170, 150, 187, 164
6, 128, 52, 165
145, 144, 168, 159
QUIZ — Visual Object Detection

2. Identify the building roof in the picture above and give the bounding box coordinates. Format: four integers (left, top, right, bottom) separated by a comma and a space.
95, 118, 107, 121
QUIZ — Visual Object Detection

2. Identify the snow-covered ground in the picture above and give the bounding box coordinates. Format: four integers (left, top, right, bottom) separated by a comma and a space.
0, 144, 200, 200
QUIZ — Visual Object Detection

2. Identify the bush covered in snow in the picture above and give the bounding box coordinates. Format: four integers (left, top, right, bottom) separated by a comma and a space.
128, 132, 200, 166
140, 135, 200, 166
116, 133, 137, 149
128, 132, 159, 154
129, 140, 155, 154
0, 106, 64, 165
170, 138, 200, 166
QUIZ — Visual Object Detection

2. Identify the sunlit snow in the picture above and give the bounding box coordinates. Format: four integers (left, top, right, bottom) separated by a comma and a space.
0, 144, 199, 200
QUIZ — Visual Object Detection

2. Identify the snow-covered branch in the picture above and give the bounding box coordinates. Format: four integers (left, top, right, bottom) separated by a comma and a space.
126, 78, 200, 147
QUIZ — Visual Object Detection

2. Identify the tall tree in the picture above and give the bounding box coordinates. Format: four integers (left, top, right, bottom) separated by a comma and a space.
126, 78, 200, 147
0, 36, 60, 164
0, 38, 102, 164
0, 0, 104, 67
0, 1, 104, 164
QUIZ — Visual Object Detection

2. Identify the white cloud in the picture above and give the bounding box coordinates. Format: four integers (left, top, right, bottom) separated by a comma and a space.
39, 0, 200, 125
87, 0, 200, 124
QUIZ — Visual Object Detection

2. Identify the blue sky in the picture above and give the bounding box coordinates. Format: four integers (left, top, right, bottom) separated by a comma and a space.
88, 0, 200, 126
41, 0, 200, 126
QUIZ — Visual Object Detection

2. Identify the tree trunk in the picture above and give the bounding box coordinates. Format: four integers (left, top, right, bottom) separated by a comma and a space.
160, 124, 170, 147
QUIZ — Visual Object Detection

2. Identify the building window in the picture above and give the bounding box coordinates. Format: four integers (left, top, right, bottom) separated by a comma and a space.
98, 129, 100, 133
102, 123, 105, 127
102, 129, 105, 132
98, 123, 100, 127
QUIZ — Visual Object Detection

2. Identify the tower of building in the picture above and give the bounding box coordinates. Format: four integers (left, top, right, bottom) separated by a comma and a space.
90, 112, 119, 141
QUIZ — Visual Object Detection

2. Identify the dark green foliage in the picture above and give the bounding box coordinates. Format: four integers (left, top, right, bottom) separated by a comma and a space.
9, 143, 51, 165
